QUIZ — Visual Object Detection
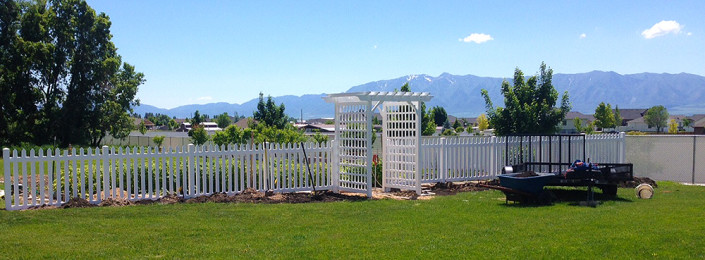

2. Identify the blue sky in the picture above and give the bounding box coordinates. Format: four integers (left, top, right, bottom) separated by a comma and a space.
86, 0, 705, 109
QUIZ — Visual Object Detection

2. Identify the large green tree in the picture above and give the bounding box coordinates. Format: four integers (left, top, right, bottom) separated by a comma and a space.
594, 102, 616, 129
644, 105, 669, 133
429, 106, 447, 126
215, 112, 232, 128
253, 92, 288, 128
614, 105, 623, 127
1, 0, 143, 147
481, 63, 570, 135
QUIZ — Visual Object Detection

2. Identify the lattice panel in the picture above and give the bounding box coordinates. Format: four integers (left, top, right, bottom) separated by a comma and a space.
382, 102, 420, 192
335, 102, 371, 194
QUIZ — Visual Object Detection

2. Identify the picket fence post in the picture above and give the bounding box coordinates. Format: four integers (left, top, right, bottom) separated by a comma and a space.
490, 136, 498, 176
440, 137, 446, 183
618, 132, 626, 163
3, 148, 9, 209
188, 144, 195, 198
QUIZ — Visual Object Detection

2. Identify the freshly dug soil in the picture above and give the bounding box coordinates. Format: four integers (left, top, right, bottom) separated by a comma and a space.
98, 198, 130, 207
61, 197, 96, 209
514, 171, 539, 177
181, 189, 366, 204
392, 190, 419, 200
159, 194, 184, 204
427, 181, 493, 196
620, 176, 658, 188
19, 178, 506, 210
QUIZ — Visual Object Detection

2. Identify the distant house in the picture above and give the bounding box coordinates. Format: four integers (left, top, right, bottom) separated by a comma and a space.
234, 118, 253, 129
615, 108, 648, 127
133, 118, 156, 130
624, 114, 687, 133
296, 124, 335, 133
560, 111, 594, 133
177, 121, 222, 132
177, 122, 191, 132
693, 117, 705, 135
685, 114, 705, 132
458, 117, 478, 127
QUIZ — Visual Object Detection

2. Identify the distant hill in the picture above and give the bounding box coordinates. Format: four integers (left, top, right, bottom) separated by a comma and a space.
134, 71, 705, 119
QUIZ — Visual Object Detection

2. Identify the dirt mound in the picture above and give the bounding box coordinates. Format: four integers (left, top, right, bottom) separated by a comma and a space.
428, 181, 491, 196
620, 176, 658, 188
159, 194, 184, 204
98, 198, 130, 207
62, 197, 96, 209
26, 204, 58, 210
482, 179, 501, 186
392, 190, 419, 200
179, 190, 365, 204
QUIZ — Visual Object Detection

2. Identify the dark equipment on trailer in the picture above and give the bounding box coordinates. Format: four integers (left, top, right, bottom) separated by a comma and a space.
480, 134, 633, 205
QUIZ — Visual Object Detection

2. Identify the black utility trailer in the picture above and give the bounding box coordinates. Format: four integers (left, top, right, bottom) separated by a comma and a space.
490, 134, 633, 204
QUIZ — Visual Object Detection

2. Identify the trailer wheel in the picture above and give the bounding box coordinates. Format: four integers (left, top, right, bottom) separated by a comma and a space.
599, 185, 618, 197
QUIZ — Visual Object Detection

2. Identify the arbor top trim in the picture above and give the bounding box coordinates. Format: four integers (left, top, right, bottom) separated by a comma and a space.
323, 91, 433, 103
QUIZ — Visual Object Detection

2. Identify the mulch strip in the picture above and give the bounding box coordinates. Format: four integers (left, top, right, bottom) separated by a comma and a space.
17, 177, 659, 211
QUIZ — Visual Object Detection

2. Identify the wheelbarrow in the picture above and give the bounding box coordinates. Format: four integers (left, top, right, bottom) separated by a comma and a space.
480, 172, 557, 204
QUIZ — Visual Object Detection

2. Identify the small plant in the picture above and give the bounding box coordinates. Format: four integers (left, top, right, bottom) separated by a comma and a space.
189, 126, 209, 145
153, 136, 165, 150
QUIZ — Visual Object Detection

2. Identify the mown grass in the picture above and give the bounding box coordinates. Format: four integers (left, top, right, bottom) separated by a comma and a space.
0, 182, 704, 259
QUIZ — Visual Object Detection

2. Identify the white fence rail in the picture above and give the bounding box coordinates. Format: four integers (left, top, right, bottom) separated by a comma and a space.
3, 142, 333, 211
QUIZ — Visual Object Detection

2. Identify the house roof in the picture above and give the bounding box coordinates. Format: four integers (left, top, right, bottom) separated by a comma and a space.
458, 117, 478, 124
299, 124, 335, 132
565, 111, 594, 121
234, 118, 252, 129
133, 118, 155, 126
615, 108, 648, 121
689, 114, 705, 122
694, 117, 705, 128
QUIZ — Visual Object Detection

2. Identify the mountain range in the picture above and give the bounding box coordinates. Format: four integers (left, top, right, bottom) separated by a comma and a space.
134, 71, 705, 119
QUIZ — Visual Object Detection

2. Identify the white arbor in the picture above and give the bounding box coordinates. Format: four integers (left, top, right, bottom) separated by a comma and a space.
324, 92, 433, 196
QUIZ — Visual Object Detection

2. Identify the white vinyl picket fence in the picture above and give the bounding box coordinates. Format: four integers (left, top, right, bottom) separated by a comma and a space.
3, 133, 627, 210
3, 142, 333, 210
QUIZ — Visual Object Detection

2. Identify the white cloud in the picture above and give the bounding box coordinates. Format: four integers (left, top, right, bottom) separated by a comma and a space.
197, 96, 213, 102
687, 32, 692, 36
641, 20, 682, 39
373, 45, 377, 49
579, 33, 587, 39
459, 33, 493, 44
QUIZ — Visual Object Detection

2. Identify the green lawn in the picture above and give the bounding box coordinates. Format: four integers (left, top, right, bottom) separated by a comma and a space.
0, 182, 703, 259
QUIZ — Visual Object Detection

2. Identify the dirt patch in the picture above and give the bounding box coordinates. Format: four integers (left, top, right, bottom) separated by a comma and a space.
98, 198, 130, 207
18, 179, 500, 210
619, 176, 658, 188
61, 197, 96, 209
159, 194, 184, 204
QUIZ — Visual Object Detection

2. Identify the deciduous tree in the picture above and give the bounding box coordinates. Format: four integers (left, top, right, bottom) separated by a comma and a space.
477, 114, 489, 131
644, 105, 669, 133
594, 102, 616, 129
668, 119, 678, 134
481, 63, 570, 135
215, 112, 232, 128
